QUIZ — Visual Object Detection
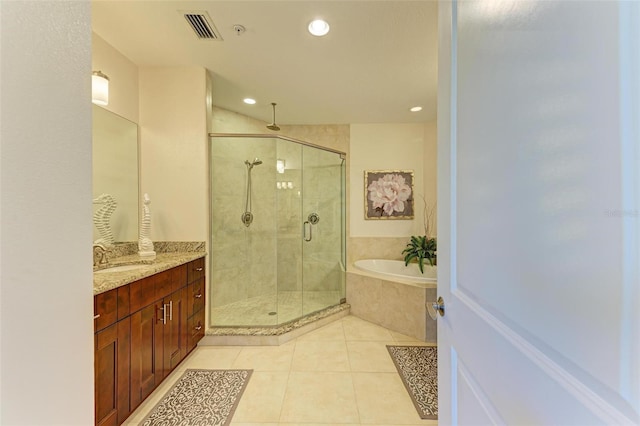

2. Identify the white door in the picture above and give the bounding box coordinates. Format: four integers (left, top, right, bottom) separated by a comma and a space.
437, 1, 640, 424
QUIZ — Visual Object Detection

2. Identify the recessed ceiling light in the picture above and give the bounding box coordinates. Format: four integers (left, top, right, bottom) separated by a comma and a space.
243, 98, 256, 105
308, 19, 330, 37
410, 106, 423, 112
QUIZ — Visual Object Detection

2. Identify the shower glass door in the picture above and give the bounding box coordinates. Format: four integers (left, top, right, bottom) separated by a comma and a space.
301, 146, 345, 316
210, 134, 345, 328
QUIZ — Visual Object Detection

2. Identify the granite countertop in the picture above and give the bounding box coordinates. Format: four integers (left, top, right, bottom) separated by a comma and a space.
93, 242, 206, 295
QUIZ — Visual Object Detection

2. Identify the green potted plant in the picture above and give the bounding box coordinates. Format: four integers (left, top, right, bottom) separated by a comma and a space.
402, 235, 437, 273
402, 199, 437, 273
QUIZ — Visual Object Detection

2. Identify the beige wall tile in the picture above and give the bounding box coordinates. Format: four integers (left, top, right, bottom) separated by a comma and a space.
379, 280, 427, 341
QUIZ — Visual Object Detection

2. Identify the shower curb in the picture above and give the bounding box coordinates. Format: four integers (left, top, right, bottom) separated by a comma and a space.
200, 303, 350, 346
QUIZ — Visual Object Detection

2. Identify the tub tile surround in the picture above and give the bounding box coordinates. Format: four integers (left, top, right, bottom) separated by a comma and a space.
347, 271, 436, 343
93, 241, 206, 294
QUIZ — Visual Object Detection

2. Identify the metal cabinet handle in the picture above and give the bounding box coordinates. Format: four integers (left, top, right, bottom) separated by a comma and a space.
93, 314, 101, 320
194, 325, 202, 331
167, 300, 173, 322
194, 293, 202, 299
195, 267, 203, 272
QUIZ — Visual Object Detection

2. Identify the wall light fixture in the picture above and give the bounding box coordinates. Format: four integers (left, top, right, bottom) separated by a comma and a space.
92, 71, 110, 106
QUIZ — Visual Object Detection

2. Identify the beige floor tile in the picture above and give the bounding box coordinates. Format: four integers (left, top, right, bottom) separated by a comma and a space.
353, 372, 430, 425
347, 341, 398, 372
296, 319, 346, 341
231, 372, 289, 423
390, 330, 429, 343
291, 340, 351, 372
279, 372, 360, 424
230, 423, 279, 426
366, 423, 438, 426
122, 367, 187, 424
342, 316, 394, 341
179, 346, 243, 370
232, 341, 295, 371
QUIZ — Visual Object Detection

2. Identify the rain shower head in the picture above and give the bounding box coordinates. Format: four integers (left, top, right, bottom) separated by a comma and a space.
267, 102, 280, 131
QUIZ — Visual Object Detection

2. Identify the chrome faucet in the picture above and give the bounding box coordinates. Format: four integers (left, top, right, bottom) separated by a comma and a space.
93, 243, 109, 267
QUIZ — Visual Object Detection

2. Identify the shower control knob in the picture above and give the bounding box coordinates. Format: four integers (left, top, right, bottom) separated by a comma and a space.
308, 212, 320, 225
241, 211, 254, 227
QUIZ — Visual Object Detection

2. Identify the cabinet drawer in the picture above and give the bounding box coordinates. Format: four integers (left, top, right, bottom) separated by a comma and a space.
171, 264, 187, 293
187, 258, 205, 284
188, 278, 205, 317
154, 270, 172, 301
129, 275, 156, 313
187, 310, 205, 351
94, 289, 117, 332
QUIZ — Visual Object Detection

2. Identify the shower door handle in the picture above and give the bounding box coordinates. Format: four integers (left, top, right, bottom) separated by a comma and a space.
303, 221, 312, 242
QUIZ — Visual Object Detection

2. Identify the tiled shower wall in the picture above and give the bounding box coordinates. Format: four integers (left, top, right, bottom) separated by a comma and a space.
211, 108, 349, 314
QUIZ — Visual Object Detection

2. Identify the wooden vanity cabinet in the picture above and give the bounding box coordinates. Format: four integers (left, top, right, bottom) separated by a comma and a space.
95, 257, 206, 426
186, 258, 206, 351
94, 288, 131, 426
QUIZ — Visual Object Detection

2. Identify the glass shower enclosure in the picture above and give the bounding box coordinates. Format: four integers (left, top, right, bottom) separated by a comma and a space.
209, 134, 346, 327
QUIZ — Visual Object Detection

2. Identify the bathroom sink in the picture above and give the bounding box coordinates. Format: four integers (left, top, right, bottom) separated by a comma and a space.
95, 264, 148, 274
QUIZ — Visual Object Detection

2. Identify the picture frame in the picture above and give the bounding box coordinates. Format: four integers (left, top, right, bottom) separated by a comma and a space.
364, 170, 414, 220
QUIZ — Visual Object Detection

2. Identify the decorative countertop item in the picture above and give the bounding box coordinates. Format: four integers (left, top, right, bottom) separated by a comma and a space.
93, 193, 117, 246
138, 193, 156, 259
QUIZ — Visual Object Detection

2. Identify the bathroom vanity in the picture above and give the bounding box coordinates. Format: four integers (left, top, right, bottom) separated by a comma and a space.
94, 254, 205, 426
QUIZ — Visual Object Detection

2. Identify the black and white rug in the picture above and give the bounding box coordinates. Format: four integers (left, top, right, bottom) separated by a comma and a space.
387, 345, 438, 420
139, 369, 253, 426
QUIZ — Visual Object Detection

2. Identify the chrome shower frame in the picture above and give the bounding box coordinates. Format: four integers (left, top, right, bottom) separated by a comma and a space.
207, 132, 347, 334
208, 133, 347, 156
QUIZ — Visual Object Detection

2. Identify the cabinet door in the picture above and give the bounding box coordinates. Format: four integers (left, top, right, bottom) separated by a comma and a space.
163, 287, 188, 376
130, 303, 163, 409
188, 308, 205, 352
95, 318, 130, 426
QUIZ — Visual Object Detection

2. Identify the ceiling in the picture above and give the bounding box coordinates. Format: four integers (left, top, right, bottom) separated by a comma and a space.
92, 1, 438, 125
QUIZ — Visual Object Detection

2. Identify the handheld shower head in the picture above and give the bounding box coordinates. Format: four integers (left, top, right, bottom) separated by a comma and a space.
245, 158, 263, 169
267, 102, 280, 131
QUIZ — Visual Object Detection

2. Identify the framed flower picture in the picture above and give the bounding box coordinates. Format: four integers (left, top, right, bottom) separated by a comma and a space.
364, 170, 414, 220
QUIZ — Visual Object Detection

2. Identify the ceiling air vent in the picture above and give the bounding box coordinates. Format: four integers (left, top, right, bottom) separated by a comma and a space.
183, 12, 222, 40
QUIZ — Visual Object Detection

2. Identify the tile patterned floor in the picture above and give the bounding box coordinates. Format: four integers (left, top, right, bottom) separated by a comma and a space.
123, 315, 437, 426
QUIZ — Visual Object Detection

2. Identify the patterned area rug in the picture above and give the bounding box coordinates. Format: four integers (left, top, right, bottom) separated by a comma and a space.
387, 345, 438, 420
139, 369, 253, 426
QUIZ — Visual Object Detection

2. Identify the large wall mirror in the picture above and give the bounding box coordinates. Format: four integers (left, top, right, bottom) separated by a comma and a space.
92, 105, 139, 243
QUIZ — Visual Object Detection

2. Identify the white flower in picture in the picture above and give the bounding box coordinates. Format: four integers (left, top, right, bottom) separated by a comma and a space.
367, 173, 413, 217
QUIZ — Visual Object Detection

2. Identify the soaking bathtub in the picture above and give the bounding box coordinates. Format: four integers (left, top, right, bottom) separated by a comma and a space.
354, 259, 436, 285
347, 259, 437, 342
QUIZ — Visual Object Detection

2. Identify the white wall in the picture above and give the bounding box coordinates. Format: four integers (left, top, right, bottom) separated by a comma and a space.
349, 123, 428, 237
0, 1, 94, 424
423, 120, 438, 235
139, 67, 209, 241
92, 33, 139, 123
